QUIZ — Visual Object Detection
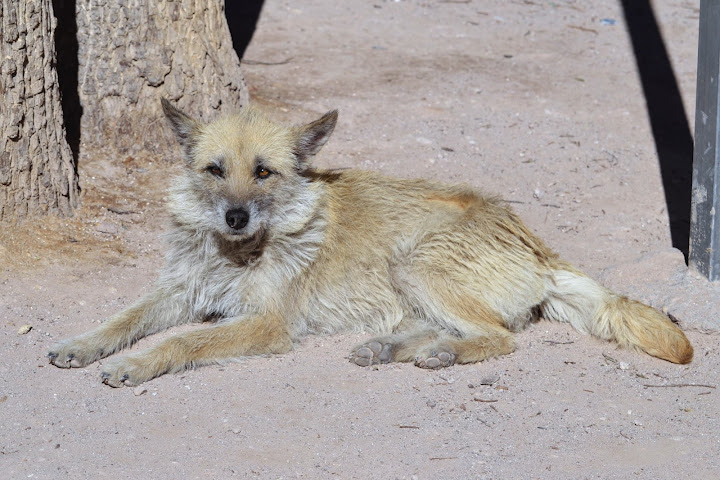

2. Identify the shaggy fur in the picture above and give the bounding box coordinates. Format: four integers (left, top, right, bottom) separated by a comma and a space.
48, 100, 693, 387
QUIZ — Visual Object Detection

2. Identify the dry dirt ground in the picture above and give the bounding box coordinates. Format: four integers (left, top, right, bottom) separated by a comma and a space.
2, 0, 719, 478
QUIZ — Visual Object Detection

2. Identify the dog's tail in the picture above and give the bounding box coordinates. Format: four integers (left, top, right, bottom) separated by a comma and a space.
540, 267, 693, 364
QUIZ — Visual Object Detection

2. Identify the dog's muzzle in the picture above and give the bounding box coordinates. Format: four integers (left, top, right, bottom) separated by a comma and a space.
225, 208, 249, 231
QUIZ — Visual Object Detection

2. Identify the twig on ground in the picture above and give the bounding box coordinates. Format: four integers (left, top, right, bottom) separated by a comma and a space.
106, 207, 138, 215
642, 383, 716, 389
568, 24, 599, 35
602, 353, 618, 364
241, 57, 293, 66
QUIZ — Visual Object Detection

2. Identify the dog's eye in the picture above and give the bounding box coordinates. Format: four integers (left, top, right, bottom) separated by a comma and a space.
205, 165, 225, 178
255, 166, 273, 179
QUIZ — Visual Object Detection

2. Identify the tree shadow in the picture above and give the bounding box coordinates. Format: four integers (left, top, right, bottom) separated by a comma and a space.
225, 0, 266, 60
52, 0, 82, 168
620, 0, 693, 262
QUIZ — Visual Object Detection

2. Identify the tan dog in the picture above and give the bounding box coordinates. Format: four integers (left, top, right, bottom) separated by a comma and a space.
48, 100, 693, 387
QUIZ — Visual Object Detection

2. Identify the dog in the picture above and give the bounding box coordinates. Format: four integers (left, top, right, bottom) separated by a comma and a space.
48, 99, 693, 387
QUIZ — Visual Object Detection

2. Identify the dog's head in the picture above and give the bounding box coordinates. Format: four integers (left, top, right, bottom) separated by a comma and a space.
161, 99, 337, 241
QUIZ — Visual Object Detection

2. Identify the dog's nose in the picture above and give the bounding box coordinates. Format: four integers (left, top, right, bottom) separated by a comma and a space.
225, 208, 249, 230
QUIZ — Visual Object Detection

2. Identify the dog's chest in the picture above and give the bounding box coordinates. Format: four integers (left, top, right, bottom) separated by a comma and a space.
164, 232, 321, 319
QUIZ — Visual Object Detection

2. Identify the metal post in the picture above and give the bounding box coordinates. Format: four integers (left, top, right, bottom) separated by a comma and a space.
690, 0, 720, 280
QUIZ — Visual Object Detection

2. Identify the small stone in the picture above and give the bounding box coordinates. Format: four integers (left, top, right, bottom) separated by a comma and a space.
17, 325, 32, 335
426, 400, 437, 408
480, 374, 500, 385
133, 386, 147, 396
618, 362, 630, 371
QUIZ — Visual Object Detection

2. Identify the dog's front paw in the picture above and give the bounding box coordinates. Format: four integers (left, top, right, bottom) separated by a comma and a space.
100, 355, 154, 388
350, 340, 394, 367
415, 350, 455, 369
48, 336, 105, 369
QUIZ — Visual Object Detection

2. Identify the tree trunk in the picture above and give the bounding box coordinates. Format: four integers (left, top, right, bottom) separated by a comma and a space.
0, 0, 80, 220
74, 0, 249, 156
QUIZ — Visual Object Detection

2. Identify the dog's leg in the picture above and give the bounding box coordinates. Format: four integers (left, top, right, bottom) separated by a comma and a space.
100, 313, 292, 387
350, 231, 523, 369
411, 326, 515, 368
48, 288, 190, 368
398, 275, 517, 368
350, 324, 515, 369
350, 330, 441, 366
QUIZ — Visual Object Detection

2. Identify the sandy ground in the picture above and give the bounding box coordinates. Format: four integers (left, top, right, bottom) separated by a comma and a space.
2, 0, 719, 478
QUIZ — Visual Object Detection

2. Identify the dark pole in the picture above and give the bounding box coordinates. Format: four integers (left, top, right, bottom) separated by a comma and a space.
690, 0, 720, 280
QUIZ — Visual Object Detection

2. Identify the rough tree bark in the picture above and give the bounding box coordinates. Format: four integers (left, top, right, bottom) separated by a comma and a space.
0, 0, 247, 220
0, 0, 80, 220
74, 0, 249, 156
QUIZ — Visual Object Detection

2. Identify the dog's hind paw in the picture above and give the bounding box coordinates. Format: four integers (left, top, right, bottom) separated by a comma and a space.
350, 340, 394, 367
415, 350, 455, 369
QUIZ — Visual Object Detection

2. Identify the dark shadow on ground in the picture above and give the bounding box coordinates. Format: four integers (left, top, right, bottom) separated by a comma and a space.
620, 0, 693, 262
225, 1, 266, 60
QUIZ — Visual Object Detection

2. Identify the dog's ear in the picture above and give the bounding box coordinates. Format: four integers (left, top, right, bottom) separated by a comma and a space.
161, 98, 202, 159
293, 110, 338, 165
